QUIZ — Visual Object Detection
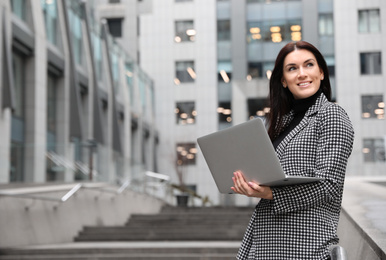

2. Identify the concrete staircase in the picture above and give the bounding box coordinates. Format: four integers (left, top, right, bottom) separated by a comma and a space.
76, 206, 253, 241
0, 206, 254, 260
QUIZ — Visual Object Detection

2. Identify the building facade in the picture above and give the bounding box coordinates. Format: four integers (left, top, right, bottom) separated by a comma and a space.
3, 0, 384, 206
0, 0, 158, 187
139, 0, 220, 204
334, 0, 386, 177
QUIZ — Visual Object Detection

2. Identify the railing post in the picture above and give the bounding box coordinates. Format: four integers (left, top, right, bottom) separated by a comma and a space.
329, 245, 348, 260
61, 184, 82, 202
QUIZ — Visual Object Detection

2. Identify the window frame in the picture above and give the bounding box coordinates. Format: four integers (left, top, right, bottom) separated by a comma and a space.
358, 9, 380, 33
175, 20, 195, 43
361, 95, 384, 120
360, 52, 382, 75
175, 61, 196, 84
107, 18, 124, 38
175, 101, 196, 125
363, 138, 386, 162
176, 142, 197, 166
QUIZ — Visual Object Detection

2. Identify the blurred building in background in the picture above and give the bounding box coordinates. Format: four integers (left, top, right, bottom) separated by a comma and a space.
334, 0, 385, 180
0, 0, 158, 189
0, 0, 385, 206
135, 0, 385, 205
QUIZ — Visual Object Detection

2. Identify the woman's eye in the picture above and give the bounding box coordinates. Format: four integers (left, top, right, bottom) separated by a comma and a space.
307, 62, 314, 67
288, 67, 296, 71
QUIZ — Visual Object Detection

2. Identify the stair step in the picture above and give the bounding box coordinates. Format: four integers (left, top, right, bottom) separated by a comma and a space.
0, 254, 237, 260
79, 227, 246, 232
0, 206, 252, 259
74, 206, 253, 242
74, 233, 244, 241
0, 242, 240, 260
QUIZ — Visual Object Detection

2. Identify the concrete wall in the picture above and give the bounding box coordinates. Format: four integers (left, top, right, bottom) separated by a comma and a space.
338, 209, 382, 260
0, 183, 165, 248
337, 178, 386, 260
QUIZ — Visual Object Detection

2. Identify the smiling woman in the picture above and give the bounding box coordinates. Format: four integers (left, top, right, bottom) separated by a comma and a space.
233, 41, 354, 260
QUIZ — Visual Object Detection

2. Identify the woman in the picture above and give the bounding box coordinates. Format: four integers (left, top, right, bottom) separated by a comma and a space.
231, 41, 354, 259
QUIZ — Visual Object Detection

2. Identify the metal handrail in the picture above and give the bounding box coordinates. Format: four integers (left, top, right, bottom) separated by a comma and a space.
0, 183, 83, 202
117, 180, 131, 194
330, 245, 348, 260
60, 184, 82, 202
0, 181, 139, 204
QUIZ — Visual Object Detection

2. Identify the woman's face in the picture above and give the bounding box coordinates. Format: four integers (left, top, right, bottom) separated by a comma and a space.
281, 49, 324, 100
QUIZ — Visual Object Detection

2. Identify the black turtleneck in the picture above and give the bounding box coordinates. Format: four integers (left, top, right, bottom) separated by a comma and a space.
273, 88, 322, 149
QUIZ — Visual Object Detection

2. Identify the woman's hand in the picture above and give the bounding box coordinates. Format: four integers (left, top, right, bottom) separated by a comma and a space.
231, 171, 273, 200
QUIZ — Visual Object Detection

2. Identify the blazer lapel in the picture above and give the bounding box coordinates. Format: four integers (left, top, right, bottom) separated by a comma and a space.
275, 93, 327, 160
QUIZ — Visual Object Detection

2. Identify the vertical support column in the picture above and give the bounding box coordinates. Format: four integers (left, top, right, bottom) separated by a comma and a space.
55, 0, 73, 182
23, 0, 47, 182
0, 2, 13, 183
230, 0, 247, 81
61, 0, 84, 141
302, 0, 319, 46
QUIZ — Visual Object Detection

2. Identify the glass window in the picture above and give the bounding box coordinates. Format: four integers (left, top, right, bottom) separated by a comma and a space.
92, 32, 103, 82
248, 62, 262, 79
217, 101, 232, 123
358, 9, 380, 33
319, 13, 333, 36
363, 138, 385, 162
107, 18, 123, 38
360, 52, 382, 75
10, 142, 24, 182
324, 56, 335, 77
125, 62, 134, 104
41, 0, 60, 46
247, 19, 301, 44
248, 61, 274, 79
139, 70, 147, 111
263, 62, 275, 79
10, 52, 26, 182
247, 21, 263, 43
248, 98, 270, 120
217, 20, 231, 41
47, 74, 58, 152
218, 61, 232, 83
289, 21, 302, 41
11, 0, 27, 21
361, 95, 384, 119
175, 102, 196, 125
176, 143, 197, 166
265, 22, 282, 42
110, 48, 120, 90
175, 20, 195, 42
67, 2, 84, 65
12, 54, 25, 119
46, 73, 59, 181
175, 61, 195, 84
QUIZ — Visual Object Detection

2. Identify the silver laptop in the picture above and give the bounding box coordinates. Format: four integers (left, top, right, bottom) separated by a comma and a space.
197, 118, 322, 194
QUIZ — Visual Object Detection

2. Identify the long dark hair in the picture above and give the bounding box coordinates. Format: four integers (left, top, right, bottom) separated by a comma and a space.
267, 41, 331, 140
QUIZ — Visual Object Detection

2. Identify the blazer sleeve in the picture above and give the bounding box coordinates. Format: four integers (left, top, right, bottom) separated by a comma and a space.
270, 104, 354, 215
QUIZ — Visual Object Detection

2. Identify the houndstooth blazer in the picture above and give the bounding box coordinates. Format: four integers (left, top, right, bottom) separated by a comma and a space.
237, 93, 354, 260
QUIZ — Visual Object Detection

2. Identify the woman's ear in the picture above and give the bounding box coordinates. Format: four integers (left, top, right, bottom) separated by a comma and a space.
281, 79, 287, 88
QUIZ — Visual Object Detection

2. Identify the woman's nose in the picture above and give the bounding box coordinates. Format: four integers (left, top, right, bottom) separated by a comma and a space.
298, 67, 306, 78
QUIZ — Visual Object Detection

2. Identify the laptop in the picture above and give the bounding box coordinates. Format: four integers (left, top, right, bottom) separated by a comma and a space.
197, 118, 322, 194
